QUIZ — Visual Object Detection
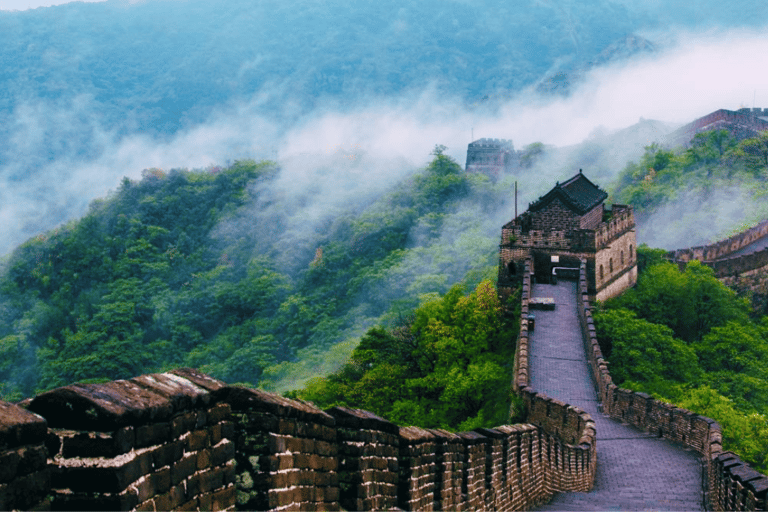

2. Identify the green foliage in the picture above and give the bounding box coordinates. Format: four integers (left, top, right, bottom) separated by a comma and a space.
612, 132, 768, 230
597, 258, 768, 473
0, 151, 513, 399
609, 260, 749, 342
295, 280, 517, 431
594, 308, 699, 384
635, 243, 669, 274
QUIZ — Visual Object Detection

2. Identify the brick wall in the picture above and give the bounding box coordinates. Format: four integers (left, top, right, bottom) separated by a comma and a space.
26, 368, 236, 511
0, 401, 49, 510
329, 407, 398, 511
669, 218, 768, 265
0, 358, 597, 511
667, 109, 768, 147
577, 261, 768, 511
530, 197, 581, 232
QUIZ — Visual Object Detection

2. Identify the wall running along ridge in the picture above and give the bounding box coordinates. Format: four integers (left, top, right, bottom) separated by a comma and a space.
577, 261, 768, 511
669, 218, 768, 312
1, 346, 596, 512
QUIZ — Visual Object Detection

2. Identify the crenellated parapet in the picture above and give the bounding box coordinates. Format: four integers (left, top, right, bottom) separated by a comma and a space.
594, 205, 635, 250
0, 354, 600, 512
576, 261, 768, 510
669, 218, 768, 265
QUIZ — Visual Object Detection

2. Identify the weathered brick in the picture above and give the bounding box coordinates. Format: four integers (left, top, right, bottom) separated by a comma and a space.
186, 429, 210, 452
172, 411, 198, 438
211, 485, 237, 511
207, 403, 231, 425
152, 466, 172, 494
171, 454, 198, 486
135, 422, 171, 448
150, 439, 184, 468
212, 439, 235, 467
199, 467, 225, 493
197, 448, 212, 470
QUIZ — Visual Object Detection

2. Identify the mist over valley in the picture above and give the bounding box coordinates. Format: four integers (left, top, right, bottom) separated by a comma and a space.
2, 0, 768, 396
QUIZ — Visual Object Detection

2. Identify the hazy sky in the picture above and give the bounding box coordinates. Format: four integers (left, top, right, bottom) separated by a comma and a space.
0, 0, 105, 10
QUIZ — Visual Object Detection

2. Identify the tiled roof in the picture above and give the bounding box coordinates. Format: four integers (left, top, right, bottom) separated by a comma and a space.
528, 171, 607, 215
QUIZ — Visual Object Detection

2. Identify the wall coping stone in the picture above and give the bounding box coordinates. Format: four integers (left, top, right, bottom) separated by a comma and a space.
29, 380, 174, 431
169, 367, 227, 392
399, 426, 436, 443
217, 386, 335, 426
473, 427, 505, 440
0, 400, 47, 449
327, 406, 399, 434
456, 430, 488, 445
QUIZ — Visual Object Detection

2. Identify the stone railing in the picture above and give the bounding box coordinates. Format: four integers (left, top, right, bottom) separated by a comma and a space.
577, 261, 768, 510
510, 257, 598, 501
2, 367, 594, 510
0, 259, 601, 511
668, 218, 768, 265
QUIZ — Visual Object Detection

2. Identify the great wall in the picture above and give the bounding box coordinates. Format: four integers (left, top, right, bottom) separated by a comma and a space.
3, 155, 768, 509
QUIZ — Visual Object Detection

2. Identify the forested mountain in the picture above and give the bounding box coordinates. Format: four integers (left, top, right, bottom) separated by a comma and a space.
3, 0, 768, 254
3, 0, 768, 445
610, 130, 768, 247
0, 151, 513, 400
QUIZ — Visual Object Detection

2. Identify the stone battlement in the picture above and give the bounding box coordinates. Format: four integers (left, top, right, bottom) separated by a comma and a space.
669, 218, 768, 265
2, 357, 598, 511
576, 262, 768, 510
595, 205, 635, 250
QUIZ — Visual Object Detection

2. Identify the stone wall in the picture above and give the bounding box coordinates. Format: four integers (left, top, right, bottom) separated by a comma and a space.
1, 362, 595, 511
0, 400, 49, 510
667, 108, 768, 147
27, 368, 236, 511
669, 218, 768, 265
576, 261, 768, 511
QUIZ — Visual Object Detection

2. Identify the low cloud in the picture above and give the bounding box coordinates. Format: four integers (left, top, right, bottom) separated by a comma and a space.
2, 27, 768, 255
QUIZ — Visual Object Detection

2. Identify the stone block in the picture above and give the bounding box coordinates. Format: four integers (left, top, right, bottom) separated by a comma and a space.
171, 454, 198, 486
211, 485, 237, 511
186, 429, 210, 452
152, 466, 172, 494
212, 439, 235, 467
197, 448, 212, 470
0, 401, 47, 450
199, 467, 225, 493
150, 439, 184, 468
171, 412, 198, 438
135, 421, 171, 448
51, 450, 151, 493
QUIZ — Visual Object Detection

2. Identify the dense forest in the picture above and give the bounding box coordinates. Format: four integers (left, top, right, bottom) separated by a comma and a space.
596, 250, 768, 473
293, 279, 520, 431
610, 130, 768, 247
0, 150, 514, 401
3, 0, 768, 255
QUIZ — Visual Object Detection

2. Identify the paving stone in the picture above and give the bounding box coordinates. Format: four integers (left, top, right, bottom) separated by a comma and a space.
529, 280, 704, 511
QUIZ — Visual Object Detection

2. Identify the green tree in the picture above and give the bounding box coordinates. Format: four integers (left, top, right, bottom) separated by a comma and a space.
594, 308, 700, 385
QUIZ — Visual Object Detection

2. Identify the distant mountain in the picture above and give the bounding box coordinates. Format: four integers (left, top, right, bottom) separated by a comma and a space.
537, 35, 658, 96
1, 0, 768, 253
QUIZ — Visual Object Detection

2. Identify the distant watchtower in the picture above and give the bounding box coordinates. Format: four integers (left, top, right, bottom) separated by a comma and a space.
465, 138, 518, 181
498, 171, 637, 302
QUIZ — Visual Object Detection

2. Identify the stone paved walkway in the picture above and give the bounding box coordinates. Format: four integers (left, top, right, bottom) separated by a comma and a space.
530, 280, 704, 511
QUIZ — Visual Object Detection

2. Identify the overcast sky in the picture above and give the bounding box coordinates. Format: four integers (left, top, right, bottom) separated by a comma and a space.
0, 0, 106, 10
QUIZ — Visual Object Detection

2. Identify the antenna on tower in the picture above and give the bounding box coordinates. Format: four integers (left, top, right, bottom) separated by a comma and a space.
515, 181, 518, 219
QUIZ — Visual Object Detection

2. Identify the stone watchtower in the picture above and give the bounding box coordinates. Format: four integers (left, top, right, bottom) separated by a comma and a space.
465, 138, 518, 181
498, 171, 637, 302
